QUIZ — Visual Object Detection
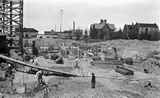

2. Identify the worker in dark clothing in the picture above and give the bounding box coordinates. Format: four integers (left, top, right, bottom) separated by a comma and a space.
74, 56, 80, 69
5, 64, 15, 90
112, 47, 118, 60
36, 70, 46, 87
91, 73, 96, 88
5, 64, 15, 78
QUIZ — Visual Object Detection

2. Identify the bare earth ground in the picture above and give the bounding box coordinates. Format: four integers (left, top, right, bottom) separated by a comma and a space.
1, 40, 160, 98
1, 58, 160, 98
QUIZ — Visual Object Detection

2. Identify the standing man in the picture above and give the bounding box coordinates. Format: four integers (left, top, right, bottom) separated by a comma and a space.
91, 73, 96, 88
112, 47, 118, 60
74, 56, 80, 69
36, 70, 46, 87
5, 64, 16, 91
32, 56, 39, 66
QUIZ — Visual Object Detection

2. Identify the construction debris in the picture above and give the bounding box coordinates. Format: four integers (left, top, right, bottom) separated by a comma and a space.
115, 66, 134, 76
141, 58, 160, 74
0, 39, 160, 98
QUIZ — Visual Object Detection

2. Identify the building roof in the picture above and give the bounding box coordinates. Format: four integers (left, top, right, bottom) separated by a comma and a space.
23, 28, 38, 32
136, 23, 158, 28
91, 23, 115, 30
108, 24, 116, 30
44, 31, 57, 35
15, 28, 38, 32
124, 24, 131, 27
124, 24, 135, 29
94, 23, 106, 29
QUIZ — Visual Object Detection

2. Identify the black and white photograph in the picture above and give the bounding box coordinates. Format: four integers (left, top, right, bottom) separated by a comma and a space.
0, 0, 160, 97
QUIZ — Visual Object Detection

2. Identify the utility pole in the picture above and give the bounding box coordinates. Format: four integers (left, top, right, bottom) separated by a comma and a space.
73, 21, 75, 33
60, 9, 63, 32
72, 21, 75, 39
55, 25, 57, 32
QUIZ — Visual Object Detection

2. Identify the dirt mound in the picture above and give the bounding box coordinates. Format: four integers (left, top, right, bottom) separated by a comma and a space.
90, 40, 160, 62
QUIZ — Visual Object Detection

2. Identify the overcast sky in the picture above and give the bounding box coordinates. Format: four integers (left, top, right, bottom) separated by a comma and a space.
24, 0, 160, 33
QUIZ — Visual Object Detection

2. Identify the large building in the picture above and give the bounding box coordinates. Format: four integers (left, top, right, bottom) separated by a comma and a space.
22, 28, 38, 38
123, 23, 138, 39
44, 30, 58, 38
135, 23, 159, 40
90, 19, 115, 40
16, 28, 38, 47
123, 23, 159, 40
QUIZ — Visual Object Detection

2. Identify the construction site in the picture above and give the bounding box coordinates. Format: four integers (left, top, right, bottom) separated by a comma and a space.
0, 0, 160, 98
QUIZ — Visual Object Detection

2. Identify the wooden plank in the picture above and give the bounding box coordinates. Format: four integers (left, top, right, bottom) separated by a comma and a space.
115, 66, 134, 75
0, 55, 78, 77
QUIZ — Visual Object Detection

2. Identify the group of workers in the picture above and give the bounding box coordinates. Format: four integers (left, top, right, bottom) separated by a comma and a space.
31, 50, 155, 90
1, 45, 155, 91
34, 55, 96, 89
4, 44, 160, 96
0, 48, 96, 93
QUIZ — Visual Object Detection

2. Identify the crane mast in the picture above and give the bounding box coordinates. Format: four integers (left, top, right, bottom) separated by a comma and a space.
0, 0, 24, 55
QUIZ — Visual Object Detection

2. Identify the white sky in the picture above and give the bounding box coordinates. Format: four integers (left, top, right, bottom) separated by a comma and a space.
23, 0, 160, 33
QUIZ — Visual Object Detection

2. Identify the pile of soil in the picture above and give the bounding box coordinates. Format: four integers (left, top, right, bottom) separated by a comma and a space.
89, 39, 160, 60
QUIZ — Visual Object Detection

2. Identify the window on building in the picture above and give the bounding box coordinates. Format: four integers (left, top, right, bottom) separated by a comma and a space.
145, 28, 148, 33
25, 34, 29, 38
156, 28, 159, 31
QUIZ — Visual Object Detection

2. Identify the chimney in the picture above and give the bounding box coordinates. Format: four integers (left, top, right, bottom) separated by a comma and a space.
73, 21, 75, 32
100, 19, 103, 23
104, 19, 107, 24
